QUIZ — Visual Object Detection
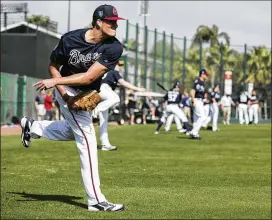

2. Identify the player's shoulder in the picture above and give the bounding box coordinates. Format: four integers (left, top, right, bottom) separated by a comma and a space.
194, 78, 200, 84
103, 37, 123, 52
61, 28, 88, 42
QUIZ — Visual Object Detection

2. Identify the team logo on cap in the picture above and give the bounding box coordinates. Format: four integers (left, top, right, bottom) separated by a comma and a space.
98, 11, 103, 17
113, 7, 118, 15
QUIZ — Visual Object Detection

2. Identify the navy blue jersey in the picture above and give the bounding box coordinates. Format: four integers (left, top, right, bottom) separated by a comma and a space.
203, 97, 210, 105
211, 91, 221, 102
101, 70, 122, 90
239, 93, 249, 104
50, 28, 123, 92
193, 78, 205, 99
250, 95, 258, 102
165, 91, 181, 104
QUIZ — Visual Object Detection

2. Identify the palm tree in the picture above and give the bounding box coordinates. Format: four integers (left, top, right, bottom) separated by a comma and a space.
246, 46, 271, 85
191, 24, 230, 48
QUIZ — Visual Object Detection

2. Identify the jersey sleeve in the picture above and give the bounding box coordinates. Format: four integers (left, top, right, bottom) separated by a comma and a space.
50, 36, 67, 65
113, 70, 123, 82
97, 43, 123, 70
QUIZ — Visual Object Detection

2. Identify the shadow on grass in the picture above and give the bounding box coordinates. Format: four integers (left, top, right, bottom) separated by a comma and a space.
7, 192, 87, 209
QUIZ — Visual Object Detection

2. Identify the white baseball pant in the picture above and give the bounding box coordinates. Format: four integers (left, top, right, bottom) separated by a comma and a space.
164, 113, 182, 131
249, 104, 259, 124
211, 102, 219, 131
166, 104, 188, 123
191, 99, 206, 136
202, 104, 211, 128
29, 86, 106, 206
238, 103, 249, 124
95, 83, 120, 146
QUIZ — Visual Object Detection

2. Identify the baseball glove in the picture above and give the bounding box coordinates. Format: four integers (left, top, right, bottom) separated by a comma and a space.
68, 90, 102, 112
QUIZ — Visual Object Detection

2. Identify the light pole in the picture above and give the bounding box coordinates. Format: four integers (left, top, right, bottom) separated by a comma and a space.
67, 0, 71, 32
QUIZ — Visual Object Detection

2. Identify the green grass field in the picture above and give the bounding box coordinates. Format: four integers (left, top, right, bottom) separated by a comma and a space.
1, 124, 271, 219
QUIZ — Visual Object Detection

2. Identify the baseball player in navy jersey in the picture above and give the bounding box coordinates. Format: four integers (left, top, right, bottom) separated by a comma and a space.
238, 88, 250, 125
188, 69, 210, 139
248, 89, 259, 124
154, 82, 191, 134
21, 4, 126, 211
93, 69, 145, 151
210, 85, 221, 131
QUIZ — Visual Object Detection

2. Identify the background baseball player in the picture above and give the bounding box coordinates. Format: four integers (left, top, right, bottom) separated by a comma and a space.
188, 69, 210, 139
248, 89, 259, 124
238, 87, 250, 125
210, 85, 221, 131
154, 82, 191, 134
21, 4, 125, 211
201, 92, 211, 128
93, 69, 145, 151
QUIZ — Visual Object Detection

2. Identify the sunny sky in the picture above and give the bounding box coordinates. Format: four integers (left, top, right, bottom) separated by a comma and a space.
2, 1, 271, 48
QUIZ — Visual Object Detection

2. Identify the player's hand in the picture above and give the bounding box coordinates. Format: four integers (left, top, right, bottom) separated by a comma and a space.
33, 79, 57, 91
137, 88, 146, 92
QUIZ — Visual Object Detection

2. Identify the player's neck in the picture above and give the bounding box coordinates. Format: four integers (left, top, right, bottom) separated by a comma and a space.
85, 29, 111, 43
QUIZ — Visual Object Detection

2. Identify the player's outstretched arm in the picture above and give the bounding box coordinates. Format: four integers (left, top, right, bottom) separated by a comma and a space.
34, 62, 108, 91
49, 62, 67, 97
118, 79, 146, 92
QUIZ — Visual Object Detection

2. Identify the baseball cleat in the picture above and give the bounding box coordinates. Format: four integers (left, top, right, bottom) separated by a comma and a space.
101, 145, 117, 151
190, 133, 201, 140
20, 117, 34, 148
88, 201, 124, 211
154, 131, 159, 135
178, 128, 187, 133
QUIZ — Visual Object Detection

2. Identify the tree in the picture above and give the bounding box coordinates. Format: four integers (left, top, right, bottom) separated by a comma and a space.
246, 46, 271, 85
191, 24, 230, 48
26, 14, 50, 28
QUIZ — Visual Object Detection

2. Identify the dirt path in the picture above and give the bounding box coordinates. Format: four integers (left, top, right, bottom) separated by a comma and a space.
1, 126, 21, 136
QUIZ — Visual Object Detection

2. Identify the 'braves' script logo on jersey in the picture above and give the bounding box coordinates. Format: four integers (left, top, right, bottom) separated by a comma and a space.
68, 49, 102, 68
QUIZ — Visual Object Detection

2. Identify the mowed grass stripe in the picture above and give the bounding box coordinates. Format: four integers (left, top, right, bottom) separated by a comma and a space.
1, 124, 271, 219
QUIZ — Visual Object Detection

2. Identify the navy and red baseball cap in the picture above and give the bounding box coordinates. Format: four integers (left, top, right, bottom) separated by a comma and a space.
93, 4, 125, 21
199, 69, 210, 76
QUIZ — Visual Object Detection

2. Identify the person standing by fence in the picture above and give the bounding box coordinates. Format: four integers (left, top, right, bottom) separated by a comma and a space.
220, 94, 235, 125
34, 90, 46, 121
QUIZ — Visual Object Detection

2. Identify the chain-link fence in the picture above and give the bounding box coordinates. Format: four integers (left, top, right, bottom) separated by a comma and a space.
123, 20, 271, 119
1, 72, 42, 124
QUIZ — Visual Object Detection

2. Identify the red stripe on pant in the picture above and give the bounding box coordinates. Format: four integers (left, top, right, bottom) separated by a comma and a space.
70, 110, 99, 203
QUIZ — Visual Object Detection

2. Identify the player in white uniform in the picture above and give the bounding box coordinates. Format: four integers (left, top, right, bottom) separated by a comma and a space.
238, 88, 250, 125
210, 85, 221, 131
201, 92, 211, 128
94, 69, 145, 151
20, 5, 126, 211
154, 82, 192, 134
188, 69, 210, 139
248, 89, 259, 124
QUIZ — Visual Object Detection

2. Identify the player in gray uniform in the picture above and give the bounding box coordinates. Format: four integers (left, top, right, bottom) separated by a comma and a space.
93, 69, 145, 150
210, 85, 221, 131
238, 88, 250, 125
188, 69, 210, 139
154, 82, 191, 134
21, 4, 125, 211
248, 89, 259, 124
